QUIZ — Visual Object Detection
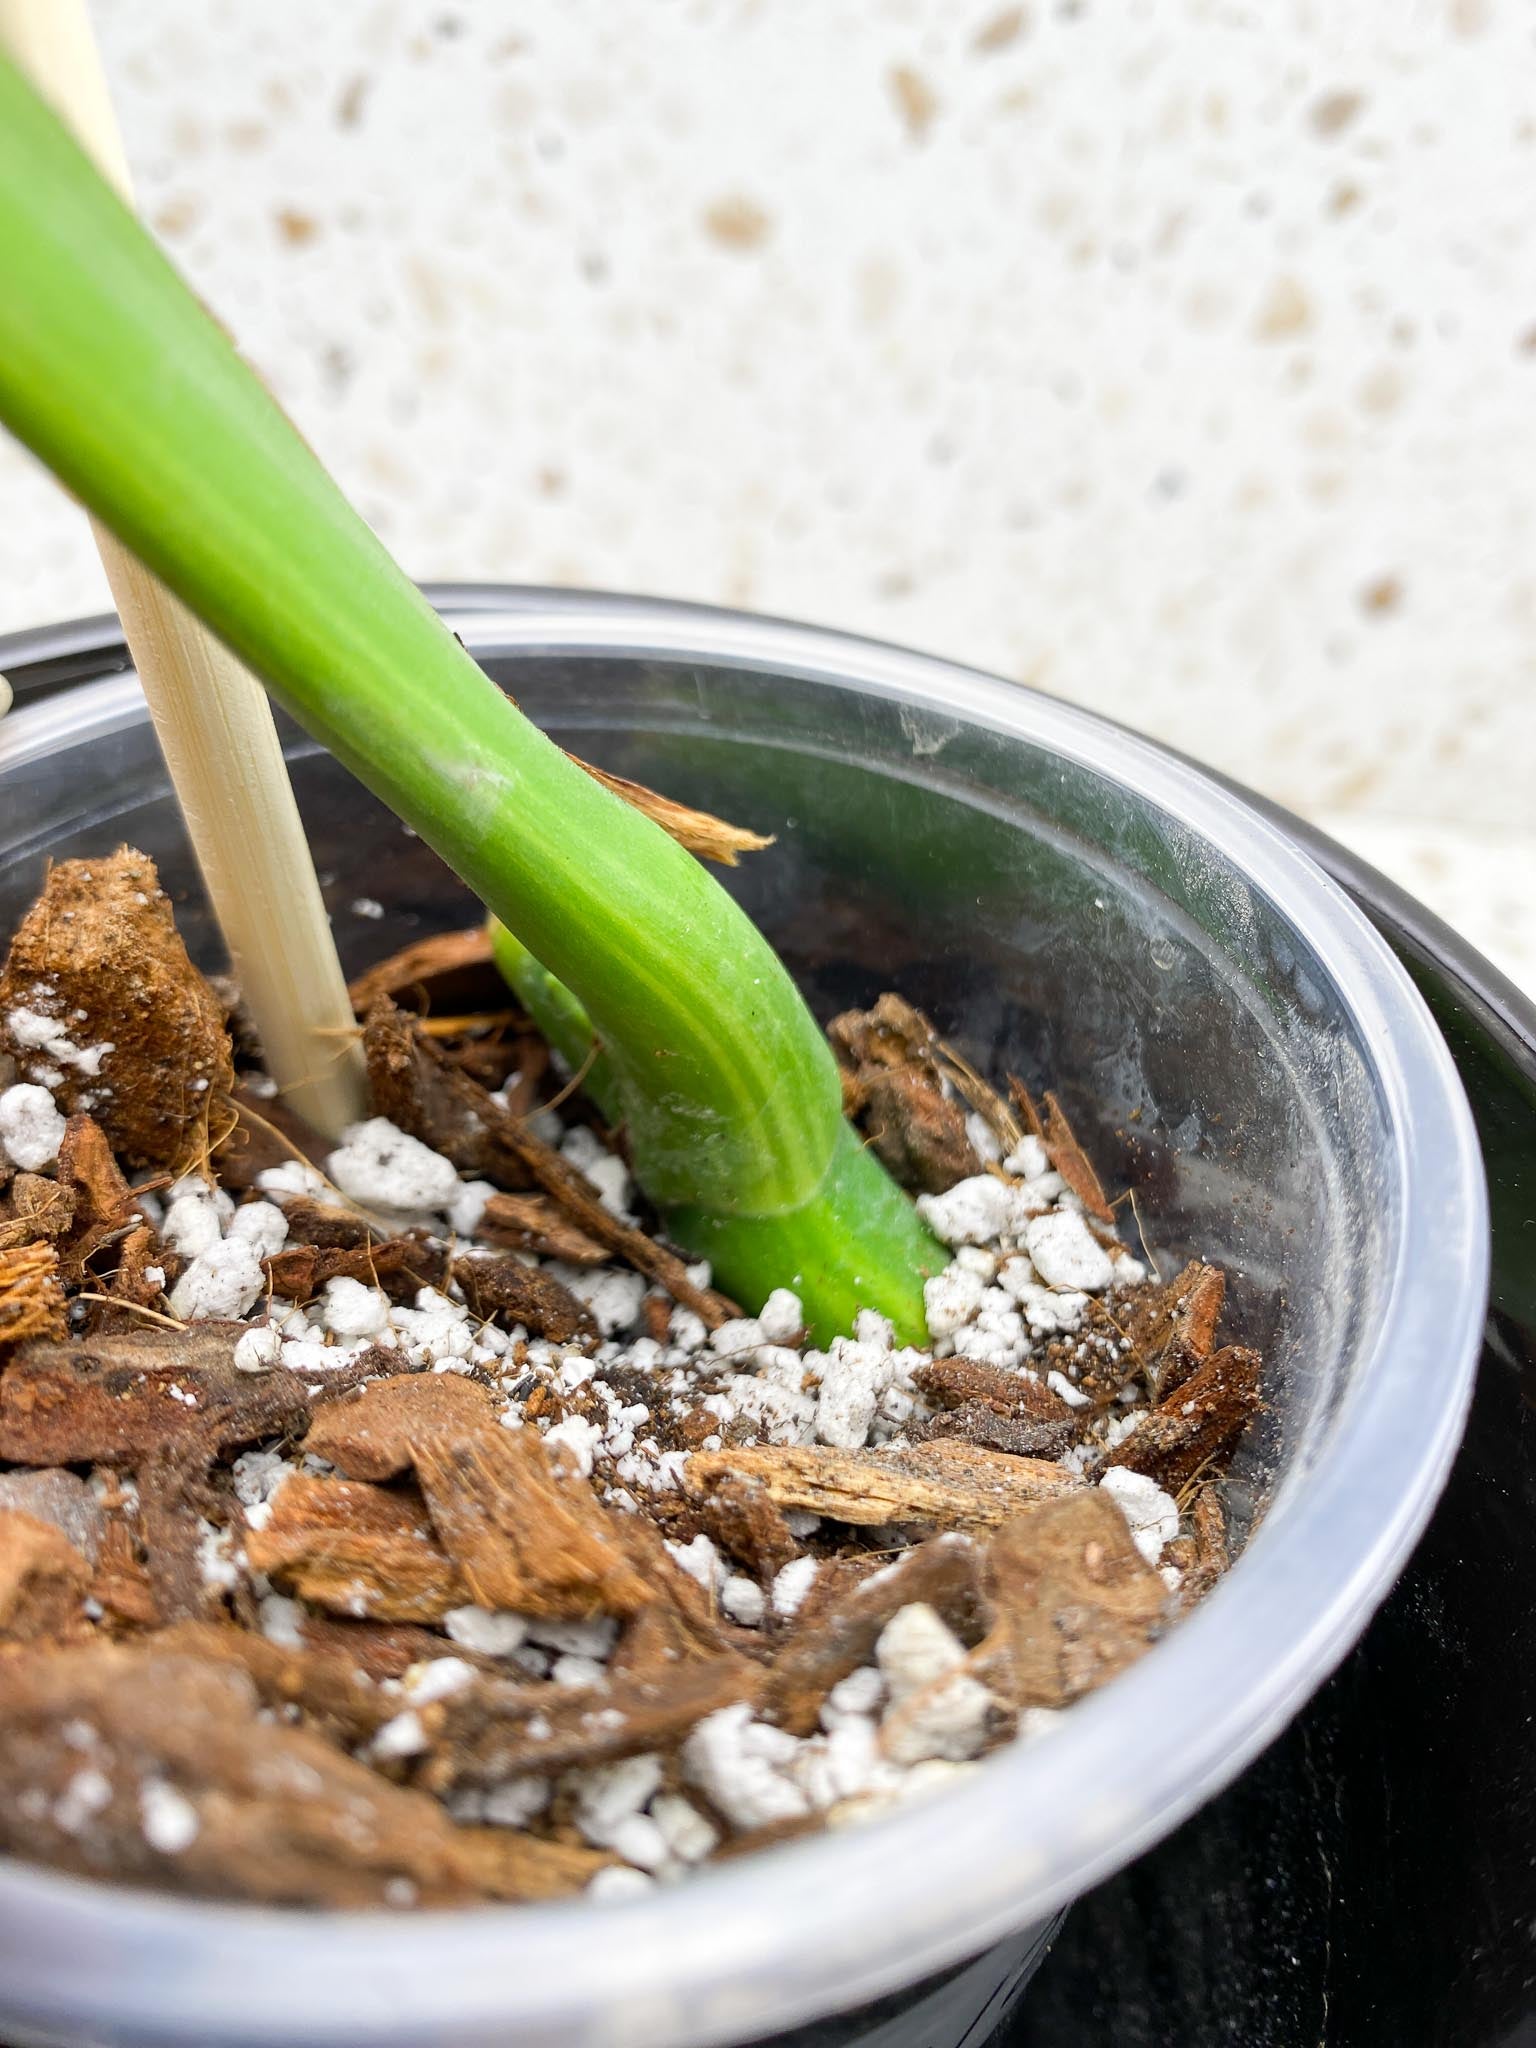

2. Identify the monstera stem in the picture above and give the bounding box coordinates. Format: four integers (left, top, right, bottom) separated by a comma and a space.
0, 56, 943, 1340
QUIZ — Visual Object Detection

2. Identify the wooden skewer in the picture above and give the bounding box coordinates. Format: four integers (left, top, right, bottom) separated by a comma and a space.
0, 0, 367, 1141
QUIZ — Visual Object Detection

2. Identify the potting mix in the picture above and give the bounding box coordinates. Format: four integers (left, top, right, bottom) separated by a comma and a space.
0, 849, 1259, 1907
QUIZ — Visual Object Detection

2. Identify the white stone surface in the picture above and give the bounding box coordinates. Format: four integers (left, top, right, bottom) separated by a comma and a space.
1, 1, 1532, 987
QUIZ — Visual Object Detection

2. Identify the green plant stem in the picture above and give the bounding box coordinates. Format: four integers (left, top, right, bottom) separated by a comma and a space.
487, 918, 621, 1126
0, 56, 944, 1339
489, 918, 937, 1337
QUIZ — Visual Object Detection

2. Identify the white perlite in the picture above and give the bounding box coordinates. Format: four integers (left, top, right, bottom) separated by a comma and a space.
161, 1178, 227, 1260
877, 1602, 972, 1705
7, 1006, 113, 1078
53, 1768, 112, 1836
682, 1704, 811, 1831
721, 1575, 766, 1627
1099, 1468, 1180, 1565
233, 1323, 282, 1375
318, 1276, 392, 1339
327, 1117, 461, 1215
757, 1288, 804, 1344
169, 1239, 265, 1322
0, 1083, 66, 1171
572, 1753, 666, 1867
227, 1201, 288, 1258
923, 1265, 987, 1340
139, 1780, 200, 1854
916, 1174, 1018, 1247
771, 1555, 819, 1617
875, 1603, 995, 1766
444, 1606, 528, 1657
1025, 1210, 1116, 1292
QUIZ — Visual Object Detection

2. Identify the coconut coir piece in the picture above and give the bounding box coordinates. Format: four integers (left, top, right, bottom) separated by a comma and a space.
0, 850, 232, 1169
0, 1244, 66, 1348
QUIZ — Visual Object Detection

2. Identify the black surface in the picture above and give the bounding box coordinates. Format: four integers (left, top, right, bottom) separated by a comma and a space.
1009, 854, 1536, 2048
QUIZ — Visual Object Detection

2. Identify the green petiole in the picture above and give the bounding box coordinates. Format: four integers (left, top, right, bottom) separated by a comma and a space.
0, 56, 944, 1341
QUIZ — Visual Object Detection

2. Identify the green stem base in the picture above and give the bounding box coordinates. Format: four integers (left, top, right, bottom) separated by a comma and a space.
491, 915, 944, 1344
664, 1117, 945, 1347
488, 918, 620, 1124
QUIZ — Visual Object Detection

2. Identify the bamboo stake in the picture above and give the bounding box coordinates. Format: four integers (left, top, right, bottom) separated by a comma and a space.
0, 0, 366, 1139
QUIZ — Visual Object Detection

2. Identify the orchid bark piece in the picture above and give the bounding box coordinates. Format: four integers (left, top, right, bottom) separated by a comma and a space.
0, 56, 942, 1340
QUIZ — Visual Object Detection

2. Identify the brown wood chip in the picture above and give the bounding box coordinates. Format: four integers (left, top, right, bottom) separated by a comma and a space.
0, 1642, 601, 1905
912, 1356, 1076, 1425
1102, 1344, 1261, 1494
828, 996, 982, 1194
1186, 1484, 1231, 1599
446, 1825, 614, 1902
0, 1328, 310, 1467
90, 1511, 160, 1631
686, 1438, 1082, 1532
264, 1232, 447, 1308
419, 1653, 759, 1794
977, 1491, 1168, 1709
762, 1534, 987, 1734
826, 994, 942, 1073
0, 1175, 76, 1255
860, 1067, 982, 1196
137, 1450, 225, 1624
474, 1191, 611, 1266
1041, 1091, 1116, 1226
905, 1402, 1079, 1459
273, 1193, 374, 1251
85, 1223, 178, 1334
0, 1507, 92, 1643
51, 1115, 149, 1284
303, 1372, 498, 1480
694, 1475, 801, 1582
415, 1427, 651, 1620
286, 1612, 488, 1683
149, 1620, 394, 1742
307, 1375, 652, 1620
1116, 1260, 1227, 1399
450, 1253, 596, 1343
245, 1474, 468, 1623
55, 1113, 135, 1222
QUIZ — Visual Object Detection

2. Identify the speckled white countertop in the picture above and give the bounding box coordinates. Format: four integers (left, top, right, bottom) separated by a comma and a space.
0, 0, 1531, 996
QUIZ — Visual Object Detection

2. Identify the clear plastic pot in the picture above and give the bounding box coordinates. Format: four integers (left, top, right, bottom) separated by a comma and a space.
0, 592, 1488, 2048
